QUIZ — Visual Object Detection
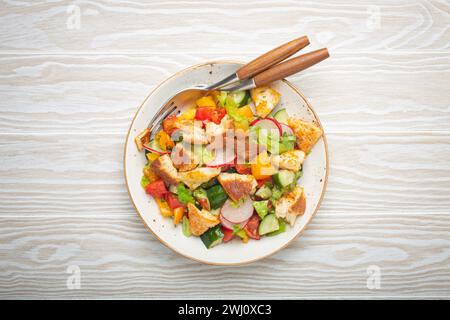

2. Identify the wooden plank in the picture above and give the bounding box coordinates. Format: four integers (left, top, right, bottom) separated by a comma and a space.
0, 0, 448, 53
0, 132, 449, 217
0, 214, 449, 299
0, 53, 448, 133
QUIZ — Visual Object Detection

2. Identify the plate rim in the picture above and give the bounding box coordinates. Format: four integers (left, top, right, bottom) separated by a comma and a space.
123, 60, 329, 266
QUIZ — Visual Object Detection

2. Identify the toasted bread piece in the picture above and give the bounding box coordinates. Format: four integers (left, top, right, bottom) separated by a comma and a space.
187, 203, 220, 236
178, 120, 208, 145
217, 173, 257, 202
151, 154, 179, 185
179, 167, 221, 190
272, 150, 305, 172
275, 186, 306, 226
170, 143, 199, 172
251, 86, 281, 118
205, 115, 232, 143
287, 117, 323, 154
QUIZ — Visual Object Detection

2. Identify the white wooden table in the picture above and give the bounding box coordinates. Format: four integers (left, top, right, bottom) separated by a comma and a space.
0, 0, 449, 299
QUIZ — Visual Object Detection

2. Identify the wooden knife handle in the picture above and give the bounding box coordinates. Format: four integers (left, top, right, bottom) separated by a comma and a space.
253, 48, 329, 87
236, 36, 310, 80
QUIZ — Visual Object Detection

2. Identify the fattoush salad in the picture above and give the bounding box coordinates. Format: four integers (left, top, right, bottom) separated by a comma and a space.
135, 86, 323, 249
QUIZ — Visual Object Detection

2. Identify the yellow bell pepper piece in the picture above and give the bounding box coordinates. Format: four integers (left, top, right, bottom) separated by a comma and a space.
173, 207, 185, 225
146, 153, 159, 162
196, 96, 216, 108
238, 105, 254, 121
178, 107, 196, 121
251, 151, 277, 180
155, 198, 173, 217
155, 131, 174, 151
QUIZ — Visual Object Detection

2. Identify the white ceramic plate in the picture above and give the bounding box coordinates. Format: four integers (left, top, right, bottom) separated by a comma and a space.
124, 61, 328, 265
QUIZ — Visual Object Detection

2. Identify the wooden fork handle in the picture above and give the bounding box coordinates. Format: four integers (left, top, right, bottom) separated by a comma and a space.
236, 36, 310, 80
253, 48, 329, 87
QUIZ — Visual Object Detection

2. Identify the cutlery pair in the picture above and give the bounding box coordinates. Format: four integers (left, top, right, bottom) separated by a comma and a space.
148, 36, 329, 137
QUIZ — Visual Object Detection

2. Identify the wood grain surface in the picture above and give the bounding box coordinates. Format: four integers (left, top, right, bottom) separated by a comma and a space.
0, 0, 449, 299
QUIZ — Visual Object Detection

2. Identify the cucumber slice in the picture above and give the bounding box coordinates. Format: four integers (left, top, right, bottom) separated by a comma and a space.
255, 185, 272, 200
228, 91, 250, 107
258, 214, 280, 235
273, 108, 289, 125
267, 219, 286, 236
200, 225, 224, 249
273, 170, 295, 188
182, 216, 191, 237
206, 184, 228, 209
253, 200, 269, 219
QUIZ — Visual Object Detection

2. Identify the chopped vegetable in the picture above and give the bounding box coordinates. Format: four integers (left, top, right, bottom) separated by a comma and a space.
271, 185, 283, 201
238, 105, 254, 121
162, 114, 178, 135
193, 188, 210, 210
273, 170, 296, 188
243, 214, 260, 240
178, 108, 196, 121
155, 198, 173, 217
196, 96, 216, 108
216, 91, 228, 107
255, 184, 272, 200
195, 107, 226, 124
146, 152, 159, 162
222, 226, 234, 242
165, 193, 185, 209
173, 207, 185, 225
253, 200, 269, 219
251, 151, 276, 180
155, 131, 174, 151
235, 163, 252, 175
225, 96, 249, 130
145, 180, 169, 198
278, 133, 296, 154
233, 224, 249, 243
273, 108, 289, 125
206, 184, 228, 210
182, 216, 191, 237
228, 91, 250, 107
258, 214, 280, 235
268, 219, 286, 236
176, 183, 195, 204
200, 225, 224, 249
141, 176, 150, 188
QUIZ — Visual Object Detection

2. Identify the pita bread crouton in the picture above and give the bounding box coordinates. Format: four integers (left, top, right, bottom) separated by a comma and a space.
275, 186, 306, 226
287, 117, 323, 154
272, 150, 305, 172
217, 173, 257, 202
151, 154, 179, 185
179, 167, 221, 190
251, 86, 281, 118
187, 203, 220, 236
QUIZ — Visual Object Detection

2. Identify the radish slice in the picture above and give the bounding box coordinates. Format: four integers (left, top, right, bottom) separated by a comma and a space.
250, 118, 282, 136
205, 138, 236, 168
221, 197, 254, 224
220, 214, 249, 230
280, 123, 294, 136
